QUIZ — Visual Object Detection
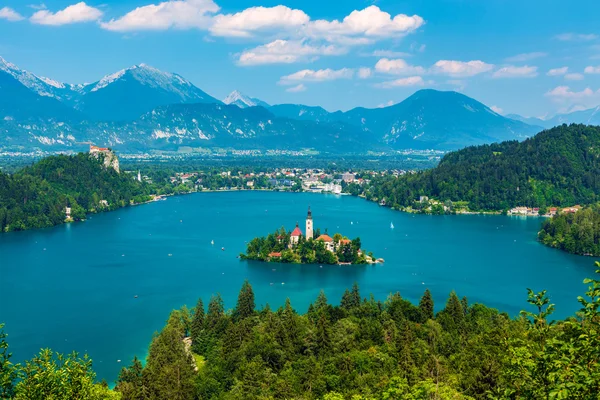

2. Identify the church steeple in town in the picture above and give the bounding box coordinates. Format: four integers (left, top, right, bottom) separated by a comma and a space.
306, 206, 313, 240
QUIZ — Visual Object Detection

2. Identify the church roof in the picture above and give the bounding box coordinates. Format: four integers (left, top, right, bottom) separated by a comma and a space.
316, 234, 333, 242
291, 226, 303, 237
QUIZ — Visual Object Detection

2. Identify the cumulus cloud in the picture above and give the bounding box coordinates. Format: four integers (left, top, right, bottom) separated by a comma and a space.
306, 6, 424, 42
286, 83, 306, 92
100, 2, 424, 50
547, 67, 568, 76
490, 105, 504, 114
210, 5, 308, 37
376, 76, 425, 88
279, 68, 354, 85
358, 67, 372, 79
431, 60, 494, 77
545, 85, 600, 111
0, 7, 25, 21
546, 86, 597, 99
504, 52, 547, 62
374, 58, 425, 75
30, 2, 103, 25
101, 0, 219, 31
237, 39, 346, 66
492, 65, 538, 78
555, 33, 598, 41
585, 65, 600, 74
564, 73, 584, 81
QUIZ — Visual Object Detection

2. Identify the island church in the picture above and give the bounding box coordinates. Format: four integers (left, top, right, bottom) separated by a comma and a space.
289, 207, 335, 252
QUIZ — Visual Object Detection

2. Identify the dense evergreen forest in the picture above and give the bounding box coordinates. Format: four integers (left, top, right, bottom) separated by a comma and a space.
539, 204, 600, 256
0, 153, 152, 232
2, 264, 599, 399
348, 124, 600, 212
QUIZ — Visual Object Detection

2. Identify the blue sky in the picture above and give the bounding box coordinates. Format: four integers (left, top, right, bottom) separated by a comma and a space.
1, 0, 599, 117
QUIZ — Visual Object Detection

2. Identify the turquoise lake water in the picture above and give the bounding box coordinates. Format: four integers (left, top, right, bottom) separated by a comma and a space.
0, 191, 596, 383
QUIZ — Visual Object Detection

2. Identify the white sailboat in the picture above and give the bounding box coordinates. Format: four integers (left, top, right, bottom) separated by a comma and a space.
390, 222, 395, 229
211, 240, 214, 245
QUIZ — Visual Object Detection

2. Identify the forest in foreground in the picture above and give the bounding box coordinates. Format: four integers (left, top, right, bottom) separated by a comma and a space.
1, 262, 599, 400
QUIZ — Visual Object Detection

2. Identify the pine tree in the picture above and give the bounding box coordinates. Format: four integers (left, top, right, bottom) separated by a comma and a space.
234, 280, 255, 320
419, 289, 434, 322
350, 282, 361, 308
340, 289, 353, 311
115, 356, 145, 400
190, 298, 204, 349
445, 291, 464, 325
0, 324, 16, 399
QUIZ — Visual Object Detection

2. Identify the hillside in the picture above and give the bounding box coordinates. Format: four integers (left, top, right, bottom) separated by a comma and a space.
0, 153, 150, 232
539, 203, 600, 256
354, 124, 600, 211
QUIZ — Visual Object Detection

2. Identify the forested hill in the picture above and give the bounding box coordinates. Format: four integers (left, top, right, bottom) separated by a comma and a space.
0, 153, 151, 232
356, 124, 600, 211
539, 203, 600, 256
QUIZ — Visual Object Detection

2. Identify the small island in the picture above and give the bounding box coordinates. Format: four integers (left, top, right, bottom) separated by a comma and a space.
240, 207, 381, 265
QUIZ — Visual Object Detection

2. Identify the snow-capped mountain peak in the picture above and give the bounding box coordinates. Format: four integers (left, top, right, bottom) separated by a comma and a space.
223, 90, 269, 108
0, 55, 85, 100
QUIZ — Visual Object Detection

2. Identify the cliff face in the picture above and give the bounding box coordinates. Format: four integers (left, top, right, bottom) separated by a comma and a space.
90, 149, 120, 173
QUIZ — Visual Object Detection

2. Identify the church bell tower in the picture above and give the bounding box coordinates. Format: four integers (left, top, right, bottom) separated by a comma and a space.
306, 206, 313, 240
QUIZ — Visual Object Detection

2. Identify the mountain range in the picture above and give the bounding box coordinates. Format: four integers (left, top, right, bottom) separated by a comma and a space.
507, 106, 600, 128
1, 56, 597, 154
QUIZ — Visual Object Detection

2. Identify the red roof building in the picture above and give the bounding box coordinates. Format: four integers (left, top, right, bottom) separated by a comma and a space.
268, 252, 282, 258
291, 225, 303, 237
316, 234, 333, 242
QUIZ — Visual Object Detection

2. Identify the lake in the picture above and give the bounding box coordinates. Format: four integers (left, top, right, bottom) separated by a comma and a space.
0, 191, 596, 383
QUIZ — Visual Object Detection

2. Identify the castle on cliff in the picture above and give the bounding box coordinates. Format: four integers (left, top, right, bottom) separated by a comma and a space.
89, 145, 120, 173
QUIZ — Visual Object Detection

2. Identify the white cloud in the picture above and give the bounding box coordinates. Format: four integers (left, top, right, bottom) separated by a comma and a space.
210, 5, 308, 37
374, 58, 425, 75
547, 67, 568, 76
358, 67, 372, 79
490, 105, 504, 114
564, 73, 584, 81
555, 33, 598, 41
237, 39, 346, 66
279, 68, 354, 85
368, 50, 412, 58
101, 0, 219, 32
546, 86, 597, 99
28, 4, 47, 11
431, 60, 494, 77
504, 52, 547, 62
0, 7, 25, 21
101, 3, 424, 50
545, 86, 600, 111
286, 83, 306, 92
307, 6, 424, 41
492, 65, 538, 78
585, 65, 600, 74
30, 2, 103, 25
376, 76, 425, 88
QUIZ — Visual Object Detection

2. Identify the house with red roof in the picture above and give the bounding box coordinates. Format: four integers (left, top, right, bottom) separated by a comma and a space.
316, 234, 335, 252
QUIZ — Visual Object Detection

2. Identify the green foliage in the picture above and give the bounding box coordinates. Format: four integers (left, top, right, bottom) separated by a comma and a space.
352, 124, 600, 212
2, 267, 600, 399
14, 349, 119, 400
234, 280, 256, 321
539, 203, 600, 256
0, 153, 150, 232
0, 324, 17, 399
